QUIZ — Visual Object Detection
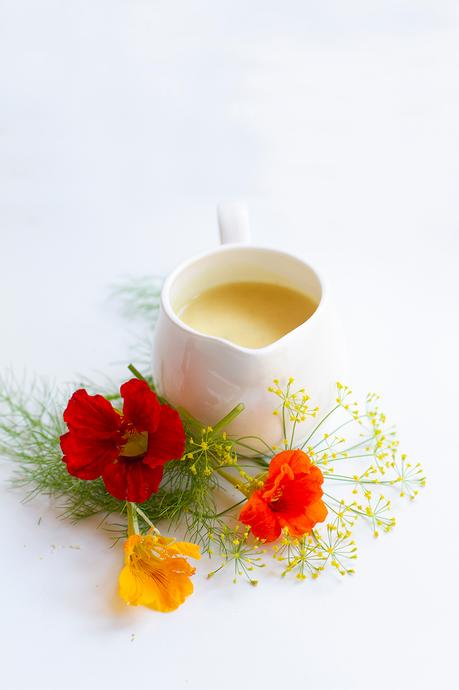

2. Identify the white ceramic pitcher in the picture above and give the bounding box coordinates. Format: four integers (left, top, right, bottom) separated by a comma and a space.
153, 203, 347, 448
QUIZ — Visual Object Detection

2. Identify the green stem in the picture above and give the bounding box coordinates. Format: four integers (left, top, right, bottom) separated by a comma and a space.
126, 501, 140, 535
134, 504, 158, 531
215, 467, 251, 497
289, 418, 298, 450
194, 497, 248, 520
245, 455, 270, 468
128, 364, 148, 383
233, 440, 271, 459
177, 406, 203, 430
324, 474, 394, 486
311, 414, 370, 450
235, 434, 274, 456
211, 403, 245, 436
178, 403, 244, 437
300, 404, 340, 449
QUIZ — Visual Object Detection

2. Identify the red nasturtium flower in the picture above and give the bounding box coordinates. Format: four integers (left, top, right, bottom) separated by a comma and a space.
239, 449, 327, 542
60, 378, 185, 503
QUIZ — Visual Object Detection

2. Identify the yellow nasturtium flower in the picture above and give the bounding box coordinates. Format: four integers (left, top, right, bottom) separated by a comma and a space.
119, 532, 200, 612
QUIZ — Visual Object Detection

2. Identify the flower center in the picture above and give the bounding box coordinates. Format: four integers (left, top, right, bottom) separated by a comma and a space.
262, 462, 294, 508
263, 483, 283, 502
267, 488, 284, 511
121, 430, 149, 458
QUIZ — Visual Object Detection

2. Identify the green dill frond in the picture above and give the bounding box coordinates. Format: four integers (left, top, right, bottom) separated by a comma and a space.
0, 373, 124, 521
108, 275, 163, 371
140, 457, 220, 544
110, 275, 162, 326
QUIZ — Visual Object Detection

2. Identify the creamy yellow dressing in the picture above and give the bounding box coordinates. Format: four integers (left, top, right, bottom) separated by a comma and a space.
177, 281, 317, 348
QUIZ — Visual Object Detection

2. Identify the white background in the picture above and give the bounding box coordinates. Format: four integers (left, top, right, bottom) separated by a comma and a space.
1, 1, 458, 688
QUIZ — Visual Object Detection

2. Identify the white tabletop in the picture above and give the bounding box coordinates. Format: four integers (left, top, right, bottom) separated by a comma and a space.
1, 2, 458, 689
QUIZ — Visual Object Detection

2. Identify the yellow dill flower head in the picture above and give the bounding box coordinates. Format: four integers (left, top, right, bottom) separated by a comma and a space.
119, 532, 200, 613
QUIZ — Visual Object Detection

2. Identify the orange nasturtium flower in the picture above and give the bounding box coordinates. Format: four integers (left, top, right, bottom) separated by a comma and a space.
239, 449, 328, 542
119, 533, 200, 612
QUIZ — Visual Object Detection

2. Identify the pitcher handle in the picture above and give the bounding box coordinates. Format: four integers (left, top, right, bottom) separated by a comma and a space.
217, 201, 251, 244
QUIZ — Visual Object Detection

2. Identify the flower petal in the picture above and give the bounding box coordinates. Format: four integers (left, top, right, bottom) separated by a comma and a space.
239, 491, 281, 542
275, 471, 324, 517
280, 498, 328, 536
121, 379, 161, 432
262, 462, 294, 503
61, 431, 119, 479
63, 389, 122, 440
102, 457, 163, 502
158, 537, 201, 560
268, 448, 312, 477
119, 564, 144, 605
119, 558, 195, 612
143, 404, 185, 469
